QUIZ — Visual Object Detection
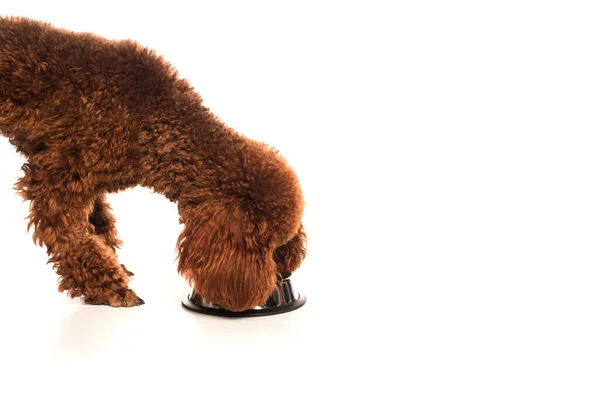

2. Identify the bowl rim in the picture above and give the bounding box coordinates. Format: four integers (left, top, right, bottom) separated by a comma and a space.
181, 292, 307, 318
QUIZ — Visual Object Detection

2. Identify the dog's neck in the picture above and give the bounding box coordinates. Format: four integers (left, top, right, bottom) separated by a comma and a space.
141, 106, 246, 205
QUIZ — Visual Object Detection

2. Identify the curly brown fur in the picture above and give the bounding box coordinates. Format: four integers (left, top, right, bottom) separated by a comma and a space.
0, 17, 306, 311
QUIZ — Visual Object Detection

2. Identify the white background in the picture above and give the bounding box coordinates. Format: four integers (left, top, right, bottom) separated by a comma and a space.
0, 1, 599, 399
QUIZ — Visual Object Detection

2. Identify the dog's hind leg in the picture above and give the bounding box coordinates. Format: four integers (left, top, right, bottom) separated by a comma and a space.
89, 194, 134, 277
17, 165, 143, 307
273, 224, 307, 279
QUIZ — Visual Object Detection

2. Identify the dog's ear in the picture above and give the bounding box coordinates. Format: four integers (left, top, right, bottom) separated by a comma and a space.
273, 223, 307, 278
177, 202, 277, 312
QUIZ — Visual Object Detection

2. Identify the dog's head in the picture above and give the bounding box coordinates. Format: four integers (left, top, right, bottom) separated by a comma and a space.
176, 142, 304, 312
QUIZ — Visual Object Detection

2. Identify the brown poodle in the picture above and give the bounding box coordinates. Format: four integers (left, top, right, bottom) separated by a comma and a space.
0, 17, 306, 311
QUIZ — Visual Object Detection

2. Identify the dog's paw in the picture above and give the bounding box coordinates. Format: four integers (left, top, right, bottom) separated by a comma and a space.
120, 264, 135, 277
84, 288, 145, 307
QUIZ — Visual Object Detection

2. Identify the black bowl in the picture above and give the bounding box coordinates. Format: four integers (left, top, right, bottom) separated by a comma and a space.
181, 278, 306, 318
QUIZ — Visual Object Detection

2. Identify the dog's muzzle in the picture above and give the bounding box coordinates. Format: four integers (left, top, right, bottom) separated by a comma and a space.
181, 278, 306, 317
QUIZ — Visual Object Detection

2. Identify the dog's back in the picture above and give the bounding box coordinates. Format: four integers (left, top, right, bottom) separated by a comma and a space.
0, 17, 90, 118
0, 16, 183, 157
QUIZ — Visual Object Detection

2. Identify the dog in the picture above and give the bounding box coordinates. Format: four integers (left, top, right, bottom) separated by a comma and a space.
0, 17, 306, 311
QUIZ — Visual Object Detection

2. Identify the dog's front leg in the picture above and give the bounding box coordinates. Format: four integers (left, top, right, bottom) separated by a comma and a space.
88, 194, 133, 277
18, 172, 143, 307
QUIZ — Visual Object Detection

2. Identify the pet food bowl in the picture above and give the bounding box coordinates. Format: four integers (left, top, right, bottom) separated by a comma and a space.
181, 278, 306, 317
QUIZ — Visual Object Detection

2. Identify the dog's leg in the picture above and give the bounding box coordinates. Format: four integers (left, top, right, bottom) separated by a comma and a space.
273, 224, 307, 279
88, 194, 133, 277
18, 168, 143, 307
89, 194, 122, 252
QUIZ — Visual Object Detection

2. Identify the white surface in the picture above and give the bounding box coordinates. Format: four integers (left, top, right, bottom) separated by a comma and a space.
1, 1, 599, 399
